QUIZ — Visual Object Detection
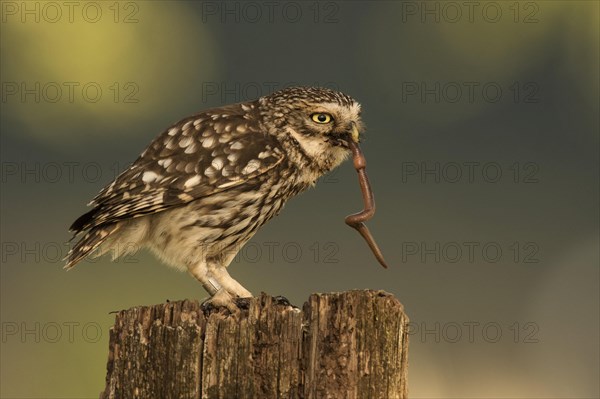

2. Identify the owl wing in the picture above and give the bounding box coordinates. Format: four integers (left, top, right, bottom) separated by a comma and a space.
70, 103, 285, 233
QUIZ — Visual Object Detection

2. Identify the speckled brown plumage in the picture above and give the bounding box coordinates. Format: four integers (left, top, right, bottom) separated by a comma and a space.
67, 86, 365, 306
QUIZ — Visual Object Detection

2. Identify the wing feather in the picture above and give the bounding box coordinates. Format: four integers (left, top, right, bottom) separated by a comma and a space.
70, 103, 285, 232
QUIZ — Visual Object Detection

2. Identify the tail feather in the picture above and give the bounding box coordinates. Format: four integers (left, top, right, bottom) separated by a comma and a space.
64, 224, 119, 269
69, 208, 99, 233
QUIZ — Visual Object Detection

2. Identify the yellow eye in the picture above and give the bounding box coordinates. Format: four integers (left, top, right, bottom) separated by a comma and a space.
311, 113, 333, 124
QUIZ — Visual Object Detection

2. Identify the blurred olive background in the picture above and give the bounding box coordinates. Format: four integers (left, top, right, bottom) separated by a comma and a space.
1, 1, 598, 398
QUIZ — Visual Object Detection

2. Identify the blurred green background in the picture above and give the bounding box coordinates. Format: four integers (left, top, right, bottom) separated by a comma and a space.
1, 1, 598, 397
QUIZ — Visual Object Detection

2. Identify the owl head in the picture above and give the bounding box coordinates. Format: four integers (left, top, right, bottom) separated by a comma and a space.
259, 87, 364, 173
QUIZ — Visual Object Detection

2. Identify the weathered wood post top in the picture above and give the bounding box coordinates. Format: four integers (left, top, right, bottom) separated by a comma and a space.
101, 290, 409, 399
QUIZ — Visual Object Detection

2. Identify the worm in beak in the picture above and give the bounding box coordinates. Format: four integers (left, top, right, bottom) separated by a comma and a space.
345, 126, 388, 268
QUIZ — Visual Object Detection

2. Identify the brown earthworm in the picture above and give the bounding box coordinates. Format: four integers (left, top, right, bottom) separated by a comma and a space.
345, 140, 389, 269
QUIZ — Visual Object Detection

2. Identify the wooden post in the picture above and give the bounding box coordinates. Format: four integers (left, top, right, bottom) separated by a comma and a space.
100, 290, 409, 399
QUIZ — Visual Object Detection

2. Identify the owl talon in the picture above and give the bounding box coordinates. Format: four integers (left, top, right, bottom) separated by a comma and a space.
200, 298, 218, 314
274, 295, 293, 307
234, 297, 252, 310
201, 289, 241, 315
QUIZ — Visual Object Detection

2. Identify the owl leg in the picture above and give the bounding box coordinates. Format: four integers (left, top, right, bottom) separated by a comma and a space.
209, 266, 252, 298
188, 262, 239, 313
188, 259, 251, 313
206, 267, 252, 314
208, 248, 253, 298
188, 262, 221, 296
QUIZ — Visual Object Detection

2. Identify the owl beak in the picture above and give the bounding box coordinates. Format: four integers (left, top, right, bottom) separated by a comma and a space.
350, 122, 360, 143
